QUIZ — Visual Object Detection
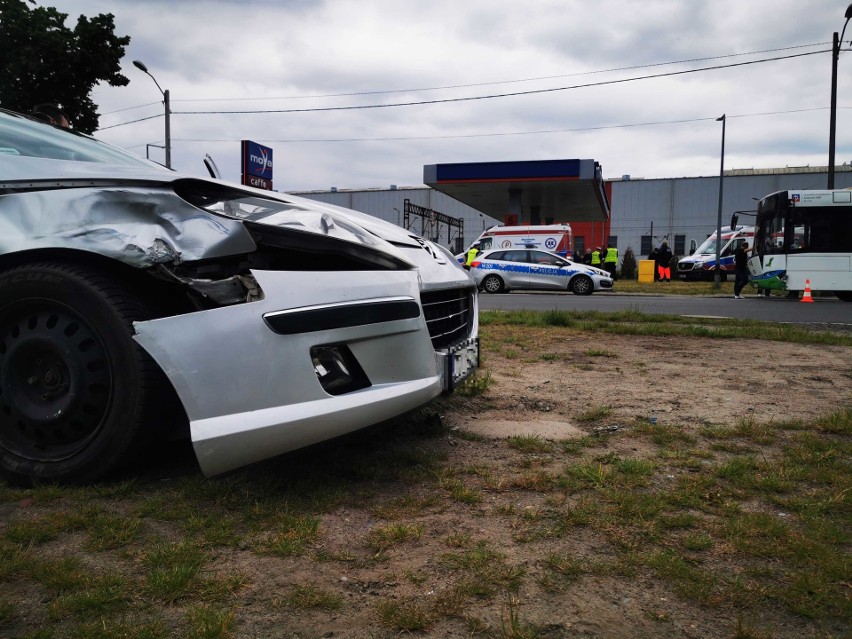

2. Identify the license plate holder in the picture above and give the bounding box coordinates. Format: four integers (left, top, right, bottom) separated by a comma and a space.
441, 337, 479, 392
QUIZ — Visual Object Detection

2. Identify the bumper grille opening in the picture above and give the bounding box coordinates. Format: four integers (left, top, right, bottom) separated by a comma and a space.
420, 287, 475, 350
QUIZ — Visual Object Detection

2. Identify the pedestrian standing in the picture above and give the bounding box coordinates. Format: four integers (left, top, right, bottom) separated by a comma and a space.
656, 241, 673, 282
464, 243, 480, 270
582, 249, 592, 265
603, 244, 618, 280
591, 247, 602, 267
733, 242, 750, 298
649, 247, 660, 281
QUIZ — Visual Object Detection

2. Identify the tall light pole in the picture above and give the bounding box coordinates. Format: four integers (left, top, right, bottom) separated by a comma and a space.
714, 114, 726, 289
132, 60, 171, 169
828, 4, 852, 189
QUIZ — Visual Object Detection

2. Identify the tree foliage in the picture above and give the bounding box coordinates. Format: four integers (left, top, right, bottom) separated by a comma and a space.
0, 0, 130, 133
620, 246, 637, 279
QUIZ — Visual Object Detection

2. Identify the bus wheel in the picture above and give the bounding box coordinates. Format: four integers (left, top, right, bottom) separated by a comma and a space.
835, 291, 852, 302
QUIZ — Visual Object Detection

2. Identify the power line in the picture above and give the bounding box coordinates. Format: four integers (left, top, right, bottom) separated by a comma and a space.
100, 101, 161, 115
98, 45, 824, 118
171, 50, 828, 116
166, 42, 829, 102
97, 49, 832, 132
98, 113, 163, 131
167, 106, 845, 144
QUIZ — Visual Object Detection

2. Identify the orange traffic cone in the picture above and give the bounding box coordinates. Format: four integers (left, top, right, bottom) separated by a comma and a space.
801, 279, 814, 303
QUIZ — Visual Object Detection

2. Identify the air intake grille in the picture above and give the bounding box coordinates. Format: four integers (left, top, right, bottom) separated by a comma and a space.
420, 287, 475, 350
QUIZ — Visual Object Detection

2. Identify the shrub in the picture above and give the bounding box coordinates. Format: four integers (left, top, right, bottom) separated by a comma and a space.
620, 247, 637, 280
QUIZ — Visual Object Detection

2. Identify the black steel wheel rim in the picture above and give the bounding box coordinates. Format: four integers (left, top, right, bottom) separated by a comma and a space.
0, 300, 114, 461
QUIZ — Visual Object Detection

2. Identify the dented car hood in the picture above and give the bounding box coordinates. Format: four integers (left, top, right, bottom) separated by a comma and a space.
0, 155, 428, 270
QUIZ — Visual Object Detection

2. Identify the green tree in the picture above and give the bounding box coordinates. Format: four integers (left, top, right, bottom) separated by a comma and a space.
620, 246, 637, 280
0, 0, 130, 133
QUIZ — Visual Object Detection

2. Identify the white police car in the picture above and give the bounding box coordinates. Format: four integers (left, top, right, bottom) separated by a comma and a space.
470, 248, 613, 295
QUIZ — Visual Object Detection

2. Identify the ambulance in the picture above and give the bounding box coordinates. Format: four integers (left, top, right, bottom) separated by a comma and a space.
459, 224, 573, 261
676, 226, 755, 281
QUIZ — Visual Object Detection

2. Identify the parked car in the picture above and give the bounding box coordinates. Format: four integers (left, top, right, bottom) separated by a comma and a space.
470, 248, 613, 295
0, 109, 479, 484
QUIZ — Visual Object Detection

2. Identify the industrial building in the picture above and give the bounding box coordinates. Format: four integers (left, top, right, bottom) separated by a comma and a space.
293, 164, 852, 264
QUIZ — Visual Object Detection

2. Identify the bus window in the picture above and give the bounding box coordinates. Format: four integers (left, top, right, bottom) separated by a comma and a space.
758, 209, 785, 255
790, 218, 807, 252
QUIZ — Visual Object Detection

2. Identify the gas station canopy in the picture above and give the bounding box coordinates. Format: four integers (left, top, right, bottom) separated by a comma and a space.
423, 159, 609, 223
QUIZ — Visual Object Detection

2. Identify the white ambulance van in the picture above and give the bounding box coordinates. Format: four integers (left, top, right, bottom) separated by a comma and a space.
460, 224, 574, 261
676, 226, 755, 281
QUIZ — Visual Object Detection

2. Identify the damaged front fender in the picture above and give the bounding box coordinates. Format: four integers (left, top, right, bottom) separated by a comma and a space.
0, 186, 257, 267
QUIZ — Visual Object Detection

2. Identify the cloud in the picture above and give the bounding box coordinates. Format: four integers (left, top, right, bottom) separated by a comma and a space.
48, 0, 852, 189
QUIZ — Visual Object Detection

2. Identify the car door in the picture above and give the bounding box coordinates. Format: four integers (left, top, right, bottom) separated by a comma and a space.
527, 250, 567, 290
499, 250, 531, 289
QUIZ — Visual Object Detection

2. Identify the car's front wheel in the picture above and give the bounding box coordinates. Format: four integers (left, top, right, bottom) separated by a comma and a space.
0, 262, 166, 484
570, 275, 594, 295
481, 274, 505, 294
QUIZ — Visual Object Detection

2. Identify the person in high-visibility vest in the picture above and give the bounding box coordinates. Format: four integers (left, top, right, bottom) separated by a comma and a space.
590, 247, 602, 266
603, 244, 618, 279
464, 244, 480, 270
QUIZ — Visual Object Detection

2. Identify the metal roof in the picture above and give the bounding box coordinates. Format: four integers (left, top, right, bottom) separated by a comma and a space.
423, 159, 610, 222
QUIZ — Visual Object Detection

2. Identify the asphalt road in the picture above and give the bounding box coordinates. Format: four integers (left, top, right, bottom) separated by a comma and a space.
478, 291, 852, 327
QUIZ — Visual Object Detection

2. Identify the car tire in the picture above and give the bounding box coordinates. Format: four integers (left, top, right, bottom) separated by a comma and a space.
570, 275, 594, 296
481, 274, 505, 294
0, 262, 166, 485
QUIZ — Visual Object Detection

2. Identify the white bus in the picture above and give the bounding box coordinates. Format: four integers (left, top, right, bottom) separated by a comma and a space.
731, 189, 852, 301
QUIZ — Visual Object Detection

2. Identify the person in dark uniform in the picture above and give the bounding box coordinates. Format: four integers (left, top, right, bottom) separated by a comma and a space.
733, 242, 750, 298
656, 241, 673, 282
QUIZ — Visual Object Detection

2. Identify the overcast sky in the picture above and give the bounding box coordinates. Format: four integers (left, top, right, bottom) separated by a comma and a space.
48, 0, 852, 191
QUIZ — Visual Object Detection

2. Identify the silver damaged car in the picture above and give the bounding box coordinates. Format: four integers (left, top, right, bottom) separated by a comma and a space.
0, 110, 479, 483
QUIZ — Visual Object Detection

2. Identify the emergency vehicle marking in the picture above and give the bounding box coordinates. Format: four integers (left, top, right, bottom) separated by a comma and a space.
474, 261, 585, 279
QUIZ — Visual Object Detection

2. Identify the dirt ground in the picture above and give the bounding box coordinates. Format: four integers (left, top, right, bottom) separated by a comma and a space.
242, 332, 851, 638
3, 331, 850, 638
455, 332, 851, 440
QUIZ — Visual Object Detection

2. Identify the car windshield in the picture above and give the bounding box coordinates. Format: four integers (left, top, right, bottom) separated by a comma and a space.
694, 234, 726, 255
0, 110, 157, 168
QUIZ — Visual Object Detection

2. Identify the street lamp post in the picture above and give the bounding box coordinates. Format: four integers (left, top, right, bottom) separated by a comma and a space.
132, 60, 171, 169
829, 4, 852, 189
714, 114, 726, 289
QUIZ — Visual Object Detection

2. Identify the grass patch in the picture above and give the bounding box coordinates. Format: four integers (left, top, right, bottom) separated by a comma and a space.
456, 369, 494, 396
143, 541, 207, 604
479, 309, 852, 346
376, 599, 432, 632
442, 541, 525, 597
262, 514, 321, 557
0, 303, 847, 639
368, 523, 423, 553
507, 434, 552, 454
285, 585, 342, 610
575, 405, 612, 423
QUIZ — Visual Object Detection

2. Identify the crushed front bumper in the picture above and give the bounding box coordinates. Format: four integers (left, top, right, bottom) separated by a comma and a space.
133, 269, 448, 476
